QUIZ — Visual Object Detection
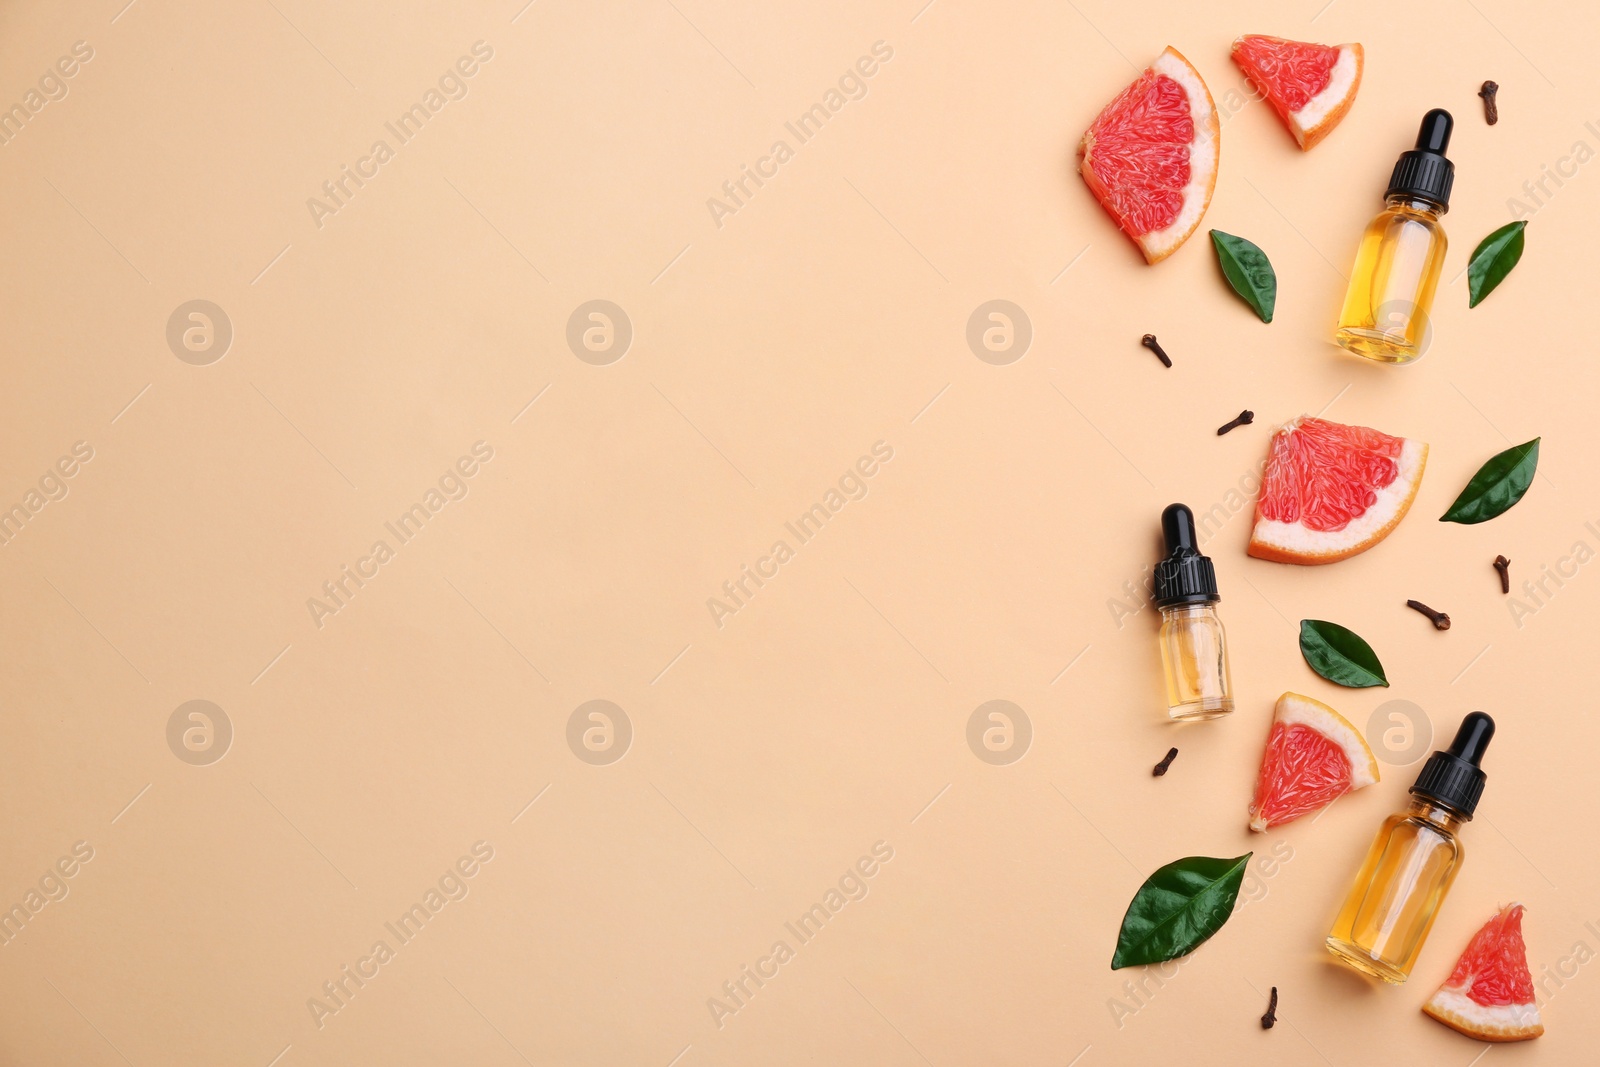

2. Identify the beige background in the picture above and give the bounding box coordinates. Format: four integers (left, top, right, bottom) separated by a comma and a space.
1, 0, 1597, 1063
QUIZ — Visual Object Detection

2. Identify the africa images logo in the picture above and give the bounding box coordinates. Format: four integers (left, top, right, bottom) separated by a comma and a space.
305, 42, 494, 229
706, 441, 893, 629
705, 41, 894, 229
305, 442, 494, 629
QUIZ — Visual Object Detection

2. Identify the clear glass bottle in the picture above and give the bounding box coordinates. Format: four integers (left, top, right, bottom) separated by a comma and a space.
1327, 712, 1494, 983
1159, 603, 1233, 720
1325, 798, 1464, 983
1153, 504, 1234, 722
1334, 110, 1454, 364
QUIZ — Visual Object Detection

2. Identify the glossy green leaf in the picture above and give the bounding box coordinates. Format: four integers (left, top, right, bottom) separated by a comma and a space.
1299, 620, 1389, 688
1210, 230, 1276, 323
1440, 438, 1540, 524
1467, 221, 1527, 308
1111, 853, 1252, 970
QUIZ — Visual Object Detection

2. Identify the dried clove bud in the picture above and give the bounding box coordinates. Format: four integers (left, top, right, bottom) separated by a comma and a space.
1141, 334, 1173, 368
1406, 599, 1451, 631
1217, 410, 1255, 436
1479, 80, 1499, 125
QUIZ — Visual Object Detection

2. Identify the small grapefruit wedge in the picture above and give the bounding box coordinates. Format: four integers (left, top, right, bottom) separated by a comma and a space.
1423, 904, 1544, 1042
1231, 35, 1363, 151
1248, 416, 1427, 565
1248, 692, 1377, 832
1078, 47, 1219, 263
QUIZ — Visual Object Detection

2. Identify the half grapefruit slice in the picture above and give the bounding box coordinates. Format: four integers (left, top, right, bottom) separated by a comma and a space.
1423, 904, 1544, 1042
1231, 35, 1363, 151
1078, 47, 1219, 263
1248, 692, 1377, 832
1248, 416, 1427, 565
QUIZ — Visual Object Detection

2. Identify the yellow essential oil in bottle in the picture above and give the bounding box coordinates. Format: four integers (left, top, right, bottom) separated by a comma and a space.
1153, 504, 1233, 722
1327, 712, 1494, 983
1334, 110, 1454, 364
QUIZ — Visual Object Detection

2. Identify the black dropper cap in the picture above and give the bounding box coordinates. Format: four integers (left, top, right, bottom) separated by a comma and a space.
1385, 109, 1455, 210
1153, 504, 1219, 608
1409, 711, 1494, 818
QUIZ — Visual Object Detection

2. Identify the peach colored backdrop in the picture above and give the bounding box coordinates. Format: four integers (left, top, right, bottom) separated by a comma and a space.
1, 0, 1595, 1064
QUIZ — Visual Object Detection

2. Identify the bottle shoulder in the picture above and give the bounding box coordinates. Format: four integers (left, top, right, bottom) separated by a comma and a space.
1375, 200, 1447, 233
1388, 810, 1465, 857
1158, 602, 1225, 631
1382, 193, 1447, 218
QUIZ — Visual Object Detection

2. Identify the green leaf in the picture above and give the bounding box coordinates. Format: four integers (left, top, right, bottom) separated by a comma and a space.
1299, 620, 1389, 688
1111, 853, 1252, 970
1210, 230, 1276, 323
1467, 221, 1527, 308
1440, 438, 1540, 524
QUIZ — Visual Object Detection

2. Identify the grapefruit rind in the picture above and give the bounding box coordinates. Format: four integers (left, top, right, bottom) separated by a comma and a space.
1078, 47, 1220, 264
1423, 904, 1545, 1042
1232, 37, 1363, 150
1422, 990, 1544, 1042
1140, 49, 1219, 261
1292, 44, 1363, 150
1248, 418, 1428, 565
1248, 692, 1378, 833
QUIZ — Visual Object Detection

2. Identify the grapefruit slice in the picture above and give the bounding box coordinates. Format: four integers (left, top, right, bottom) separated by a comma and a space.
1078, 47, 1219, 263
1248, 692, 1377, 832
1248, 416, 1427, 565
1231, 35, 1363, 151
1423, 904, 1544, 1042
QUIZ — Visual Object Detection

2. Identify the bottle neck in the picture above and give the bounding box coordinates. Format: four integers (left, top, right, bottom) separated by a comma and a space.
1159, 600, 1218, 618
1405, 796, 1468, 831
1384, 193, 1444, 218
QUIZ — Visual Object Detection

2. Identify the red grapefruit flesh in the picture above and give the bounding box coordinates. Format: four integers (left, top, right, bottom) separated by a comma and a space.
1248, 692, 1377, 832
1423, 904, 1544, 1041
1231, 35, 1363, 150
1248, 416, 1427, 565
1078, 47, 1219, 263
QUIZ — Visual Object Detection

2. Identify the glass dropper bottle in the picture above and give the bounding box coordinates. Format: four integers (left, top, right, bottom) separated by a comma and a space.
1334, 109, 1455, 363
1153, 504, 1234, 722
1327, 711, 1495, 982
